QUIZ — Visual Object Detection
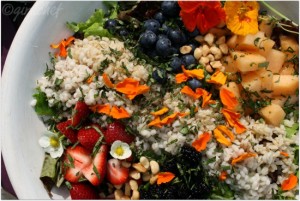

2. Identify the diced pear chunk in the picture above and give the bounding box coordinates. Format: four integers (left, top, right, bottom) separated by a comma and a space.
265, 49, 286, 73
272, 75, 299, 96
231, 51, 267, 73
259, 103, 286, 126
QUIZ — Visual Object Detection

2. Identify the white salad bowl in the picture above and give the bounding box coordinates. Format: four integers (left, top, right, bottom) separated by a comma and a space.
1, 1, 298, 199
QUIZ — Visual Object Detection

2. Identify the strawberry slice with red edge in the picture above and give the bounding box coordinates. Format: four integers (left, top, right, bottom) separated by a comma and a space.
78, 124, 105, 152
82, 145, 108, 186
106, 158, 129, 185
71, 101, 90, 127
64, 145, 92, 183
69, 182, 99, 199
56, 120, 77, 143
104, 121, 135, 145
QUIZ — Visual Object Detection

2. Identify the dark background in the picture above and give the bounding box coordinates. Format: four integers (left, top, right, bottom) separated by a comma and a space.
1, 1, 35, 198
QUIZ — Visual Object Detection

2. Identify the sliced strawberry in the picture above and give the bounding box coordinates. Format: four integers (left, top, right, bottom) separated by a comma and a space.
72, 101, 90, 127
78, 124, 105, 152
69, 182, 99, 199
104, 122, 135, 145
82, 145, 108, 186
56, 120, 77, 143
64, 146, 92, 182
106, 159, 129, 185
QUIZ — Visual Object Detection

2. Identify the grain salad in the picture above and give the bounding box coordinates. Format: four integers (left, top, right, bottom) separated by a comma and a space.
32, 1, 299, 200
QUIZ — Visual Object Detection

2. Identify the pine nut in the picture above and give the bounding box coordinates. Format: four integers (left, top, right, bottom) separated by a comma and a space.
216, 36, 226, 45
193, 47, 203, 60
114, 184, 123, 190
204, 33, 215, 46
202, 45, 210, 56
206, 65, 214, 73
140, 156, 150, 170
150, 160, 160, 175
142, 172, 151, 182
207, 54, 215, 62
199, 57, 209, 65
129, 169, 141, 180
124, 182, 131, 196
210, 61, 223, 69
129, 179, 138, 190
180, 45, 192, 54
114, 189, 124, 200
194, 35, 204, 43
121, 161, 131, 168
219, 43, 229, 55
131, 190, 140, 200
132, 163, 147, 173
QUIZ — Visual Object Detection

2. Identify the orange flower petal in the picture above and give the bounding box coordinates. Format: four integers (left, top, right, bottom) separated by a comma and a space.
148, 116, 162, 128
281, 174, 298, 191
181, 86, 201, 100
157, 172, 175, 185
206, 70, 227, 85
195, 88, 215, 108
280, 152, 289, 157
90, 104, 111, 115
175, 73, 189, 84
115, 78, 139, 95
231, 152, 256, 165
221, 108, 246, 134
182, 66, 205, 80
50, 36, 75, 58
192, 132, 211, 152
86, 73, 97, 84
110, 106, 130, 119
102, 73, 114, 88
160, 113, 178, 125
213, 125, 234, 146
151, 107, 169, 116
220, 88, 238, 110
219, 171, 227, 181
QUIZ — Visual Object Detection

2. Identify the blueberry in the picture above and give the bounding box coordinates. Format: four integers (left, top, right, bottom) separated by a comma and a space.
143, 19, 161, 34
156, 38, 172, 57
152, 68, 168, 84
168, 29, 185, 47
170, 47, 179, 55
104, 19, 119, 32
188, 78, 203, 90
139, 30, 157, 49
188, 28, 200, 38
157, 34, 168, 40
161, 24, 171, 34
118, 28, 129, 36
161, 1, 180, 18
154, 12, 166, 24
170, 57, 183, 73
182, 54, 197, 68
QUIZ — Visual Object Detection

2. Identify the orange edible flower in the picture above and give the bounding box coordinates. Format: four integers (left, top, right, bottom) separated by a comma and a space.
192, 132, 211, 152
90, 104, 111, 115
213, 125, 235, 146
115, 78, 150, 100
231, 152, 256, 165
157, 172, 175, 185
181, 86, 201, 100
86, 73, 97, 84
197, 88, 216, 108
110, 106, 130, 119
148, 116, 162, 128
175, 66, 204, 84
178, 1, 225, 34
161, 113, 179, 125
206, 70, 227, 85
224, 1, 259, 36
280, 151, 289, 157
50, 36, 75, 57
151, 107, 169, 116
281, 174, 298, 191
102, 73, 115, 88
220, 88, 238, 111
221, 108, 246, 134
89, 104, 130, 119
219, 171, 227, 181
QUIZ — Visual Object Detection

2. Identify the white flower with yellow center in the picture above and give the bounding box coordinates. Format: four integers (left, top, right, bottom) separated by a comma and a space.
110, 140, 132, 160
38, 131, 63, 158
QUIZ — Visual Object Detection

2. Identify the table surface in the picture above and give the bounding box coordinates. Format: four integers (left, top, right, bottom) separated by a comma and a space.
1, 1, 35, 199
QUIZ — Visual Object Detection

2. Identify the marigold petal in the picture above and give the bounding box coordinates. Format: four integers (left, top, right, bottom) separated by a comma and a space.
115, 78, 139, 95
90, 104, 111, 115
157, 172, 175, 185
280, 151, 289, 157
102, 73, 115, 88
221, 108, 246, 134
86, 73, 97, 84
161, 113, 178, 125
220, 88, 238, 110
206, 70, 227, 85
231, 153, 256, 165
151, 107, 169, 116
192, 132, 211, 152
110, 106, 130, 119
148, 116, 162, 128
182, 66, 205, 80
213, 126, 234, 146
217, 125, 235, 141
175, 73, 189, 84
181, 86, 201, 100
219, 171, 227, 181
281, 174, 298, 191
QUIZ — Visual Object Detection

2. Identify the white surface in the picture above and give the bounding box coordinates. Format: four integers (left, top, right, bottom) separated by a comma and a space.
1, 1, 103, 199
1, 1, 298, 199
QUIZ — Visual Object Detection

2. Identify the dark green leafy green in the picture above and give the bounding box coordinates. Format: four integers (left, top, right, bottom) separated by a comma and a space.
285, 123, 299, 138
32, 89, 56, 116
